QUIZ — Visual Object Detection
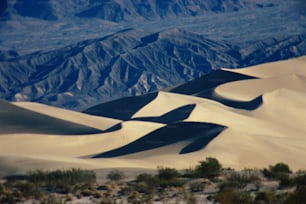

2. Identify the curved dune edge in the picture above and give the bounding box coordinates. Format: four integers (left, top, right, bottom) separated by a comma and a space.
0, 100, 102, 135
222, 55, 306, 78
0, 121, 164, 158
1, 56, 306, 175
215, 74, 306, 101
92, 122, 225, 158
14, 102, 121, 131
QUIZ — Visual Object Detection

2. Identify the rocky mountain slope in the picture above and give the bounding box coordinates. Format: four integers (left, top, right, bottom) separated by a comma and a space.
1, 28, 305, 110
1, 0, 282, 21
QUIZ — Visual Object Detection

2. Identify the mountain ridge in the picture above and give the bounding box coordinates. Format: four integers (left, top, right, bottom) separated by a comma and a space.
1, 0, 282, 21
0, 28, 305, 110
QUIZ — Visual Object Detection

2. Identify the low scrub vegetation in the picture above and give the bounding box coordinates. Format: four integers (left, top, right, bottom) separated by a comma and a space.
1, 159, 305, 203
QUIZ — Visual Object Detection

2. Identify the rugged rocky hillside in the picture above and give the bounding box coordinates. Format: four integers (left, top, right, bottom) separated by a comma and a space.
1, 0, 282, 21
0, 28, 305, 110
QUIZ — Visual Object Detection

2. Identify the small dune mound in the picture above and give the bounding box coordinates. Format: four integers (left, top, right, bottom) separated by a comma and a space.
0, 100, 101, 135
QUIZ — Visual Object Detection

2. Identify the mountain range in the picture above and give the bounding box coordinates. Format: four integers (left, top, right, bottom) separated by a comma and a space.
0, 29, 305, 110
0, 0, 305, 110
1, 0, 282, 21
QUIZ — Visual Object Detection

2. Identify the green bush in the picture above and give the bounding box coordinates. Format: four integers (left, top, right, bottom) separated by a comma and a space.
263, 163, 294, 188
28, 168, 96, 186
214, 189, 253, 204
196, 157, 222, 179
135, 173, 159, 187
182, 167, 197, 178
255, 191, 278, 204
156, 167, 184, 188
263, 163, 292, 178
189, 181, 205, 192
222, 169, 261, 189
285, 185, 306, 204
157, 167, 180, 180
295, 172, 306, 186
106, 170, 125, 182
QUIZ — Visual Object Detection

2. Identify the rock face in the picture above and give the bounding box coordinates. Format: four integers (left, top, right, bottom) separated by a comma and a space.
0, 28, 305, 110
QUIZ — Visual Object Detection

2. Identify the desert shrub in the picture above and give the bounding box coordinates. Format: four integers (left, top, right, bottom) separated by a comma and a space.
255, 191, 278, 204
1, 180, 43, 201
214, 189, 253, 204
157, 167, 180, 180
285, 185, 306, 204
40, 194, 65, 204
295, 172, 306, 186
263, 162, 292, 178
222, 169, 261, 189
135, 173, 159, 187
185, 193, 197, 204
270, 163, 292, 174
106, 170, 125, 182
26, 168, 96, 194
182, 167, 197, 178
263, 163, 293, 188
189, 181, 205, 192
28, 168, 96, 186
283, 173, 306, 204
127, 191, 143, 204
100, 197, 115, 204
130, 173, 160, 195
196, 157, 222, 179
156, 167, 185, 188
278, 174, 295, 188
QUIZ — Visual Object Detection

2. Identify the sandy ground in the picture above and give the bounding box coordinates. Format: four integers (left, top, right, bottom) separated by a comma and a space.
1, 56, 306, 178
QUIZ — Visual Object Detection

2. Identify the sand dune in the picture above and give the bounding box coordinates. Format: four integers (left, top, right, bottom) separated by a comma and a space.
222, 55, 306, 78
83, 92, 158, 120
0, 100, 101, 135
14, 102, 120, 130
0, 121, 164, 158
93, 122, 224, 157
1, 56, 306, 176
215, 74, 306, 101
132, 104, 196, 124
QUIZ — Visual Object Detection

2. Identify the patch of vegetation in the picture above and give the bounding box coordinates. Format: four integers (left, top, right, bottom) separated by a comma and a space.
1, 158, 306, 204
106, 170, 125, 183
222, 168, 261, 189
214, 189, 253, 204
255, 191, 278, 204
263, 162, 292, 178
195, 157, 222, 179
189, 181, 205, 192
263, 162, 294, 188
0, 168, 96, 203
285, 185, 306, 204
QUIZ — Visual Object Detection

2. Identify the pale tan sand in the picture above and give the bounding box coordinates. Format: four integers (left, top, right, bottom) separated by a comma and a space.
123, 88, 306, 170
0, 100, 101, 134
0, 121, 164, 157
222, 55, 306, 78
1, 56, 306, 176
132, 91, 210, 118
215, 74, 306, 101
14, 102, 120, 130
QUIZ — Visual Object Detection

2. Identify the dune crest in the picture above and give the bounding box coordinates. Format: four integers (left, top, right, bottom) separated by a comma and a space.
222, 55, 306, 78
215, 73, 306, 101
